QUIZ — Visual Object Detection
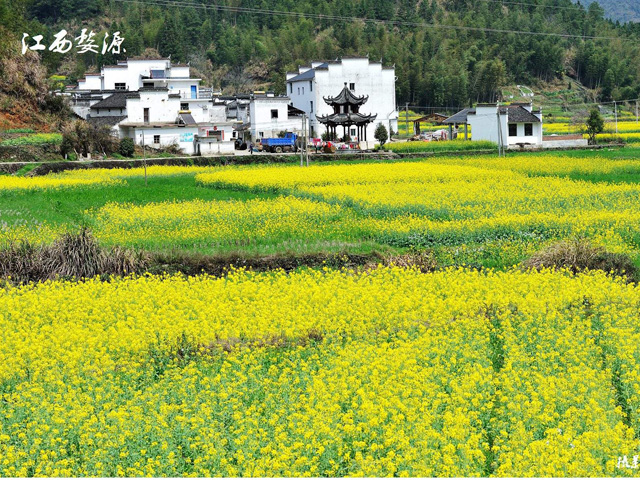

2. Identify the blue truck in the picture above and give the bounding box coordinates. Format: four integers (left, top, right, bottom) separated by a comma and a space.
259, 133, 300, 153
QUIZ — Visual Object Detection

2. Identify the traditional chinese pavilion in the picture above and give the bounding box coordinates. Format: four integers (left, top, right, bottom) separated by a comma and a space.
316, 83, 377, 141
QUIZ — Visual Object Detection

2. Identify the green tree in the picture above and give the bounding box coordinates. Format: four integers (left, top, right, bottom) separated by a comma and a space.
585, 108, 605, 145
374, 123, 388, 146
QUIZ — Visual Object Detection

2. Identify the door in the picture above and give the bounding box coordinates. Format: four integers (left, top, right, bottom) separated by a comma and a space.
191, 85, 197, 99
143, 108, 149, 124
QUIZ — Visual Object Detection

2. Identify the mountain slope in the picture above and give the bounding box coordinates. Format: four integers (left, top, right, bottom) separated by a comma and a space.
576, 0, 640, 23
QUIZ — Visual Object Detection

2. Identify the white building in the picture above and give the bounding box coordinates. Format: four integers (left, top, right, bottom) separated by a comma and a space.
68, 59, 313, 155
247, 94, 307, 142
76, 58, 202, 99
445, 103, 543, 149
286, 57, 398, 141
118, 88, 235, 155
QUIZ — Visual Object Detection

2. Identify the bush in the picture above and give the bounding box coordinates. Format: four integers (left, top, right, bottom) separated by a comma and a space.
119, 138, 135, 158
524, 238, 638, 282
0, 229, 148, 284
374, 123, 388, 146
62, 121, 119, 157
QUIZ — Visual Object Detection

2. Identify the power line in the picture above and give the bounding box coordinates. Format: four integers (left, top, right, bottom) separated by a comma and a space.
112, 0, 622, 41
476, 0, 588, 12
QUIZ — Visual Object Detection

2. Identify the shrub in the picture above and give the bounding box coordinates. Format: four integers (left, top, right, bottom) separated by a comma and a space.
524, 238, 638, 282
0, 229, 148, 284
119, 138, 135, 158
374, 123, 388, 146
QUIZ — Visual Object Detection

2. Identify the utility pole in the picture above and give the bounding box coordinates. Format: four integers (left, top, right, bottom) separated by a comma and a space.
301, 114, 305, 167
305, 116, 309, 167
142, 132, 147, 187
405, 102, 409, 136
496, 107, 504, 157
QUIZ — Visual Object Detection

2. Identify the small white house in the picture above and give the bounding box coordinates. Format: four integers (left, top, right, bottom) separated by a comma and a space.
248, 94, 307, 142
445, 103, 543, 149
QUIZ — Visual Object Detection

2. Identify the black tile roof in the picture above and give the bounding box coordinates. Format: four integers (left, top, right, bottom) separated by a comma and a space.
443, 108, 475, 124
90, 93, 128, 110
506, 106, 541, 123
287, 67, 321, 82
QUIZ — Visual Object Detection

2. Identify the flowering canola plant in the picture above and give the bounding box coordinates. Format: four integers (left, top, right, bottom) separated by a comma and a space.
0, 268, 638, 476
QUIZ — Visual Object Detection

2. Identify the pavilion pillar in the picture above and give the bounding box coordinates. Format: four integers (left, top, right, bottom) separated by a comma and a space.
464, 123, 468, 140
448, 125, 453, 141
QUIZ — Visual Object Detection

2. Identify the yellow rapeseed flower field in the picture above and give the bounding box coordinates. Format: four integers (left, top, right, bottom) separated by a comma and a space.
1, 268, 639, 476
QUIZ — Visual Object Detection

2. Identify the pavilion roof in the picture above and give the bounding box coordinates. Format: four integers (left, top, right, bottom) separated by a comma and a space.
323, 84, 369, 106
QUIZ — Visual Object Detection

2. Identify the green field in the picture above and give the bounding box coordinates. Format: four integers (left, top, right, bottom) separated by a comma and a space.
1, 147, 640, 270
4, 147, 640, 477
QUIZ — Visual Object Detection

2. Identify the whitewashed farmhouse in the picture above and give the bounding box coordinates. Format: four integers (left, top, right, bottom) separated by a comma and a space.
444, 103, 543, 149
286, 57, 398, 144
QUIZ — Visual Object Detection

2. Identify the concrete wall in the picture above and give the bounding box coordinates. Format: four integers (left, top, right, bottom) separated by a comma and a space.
126, 91, 180, 123
78, 75, 102, 90
542, 139, 589, 149
506, 122, 543, 146
128, 126, 199, 155
91, 107, 126, 117
196, 140, 235, 155
287, 58, 398, 140
249, 97, 307, 141
167, 79, 199, 98
468, 105, 502, 144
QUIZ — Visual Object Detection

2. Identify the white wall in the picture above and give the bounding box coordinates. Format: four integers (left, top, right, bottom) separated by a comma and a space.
506, 122, 543, 146
169, 66, 190, 78
287, 58, 398, 140
91, 107, 126, 118
78, 75, 102, 90
167, 79, 199, 98
468, 105, 502, 145
126, 91, 180, 123
249, 97, 307, 140
131, 126, 199, 155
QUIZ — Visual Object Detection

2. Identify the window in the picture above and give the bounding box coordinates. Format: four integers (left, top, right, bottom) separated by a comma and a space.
309, 81, 313, 92
180, 103, 189, 111
508, 123, 517, 137
351, 128, 356, 136
310, 101, 313, 112
302, 87, 304, 94
349, 83, 355, 91
310, 125, 315, 136
290, 84, 293, 94
259, 132, 264, 138
271, 109, 279, 119
115, 82, 126, 90
297, 88, 300, 95
524, 123, 533, 136
208, 130, 223, 141
96, 108, 100, 114
153, 135, 160, 144
232, 131, 237, 138
144, 108, 150, 124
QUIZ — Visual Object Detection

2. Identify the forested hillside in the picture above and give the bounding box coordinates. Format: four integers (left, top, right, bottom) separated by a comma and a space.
4, 0, 640, 110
